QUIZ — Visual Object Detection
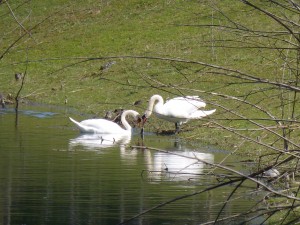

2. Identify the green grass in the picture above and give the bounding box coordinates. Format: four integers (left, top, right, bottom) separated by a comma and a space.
1, 0, 299, 153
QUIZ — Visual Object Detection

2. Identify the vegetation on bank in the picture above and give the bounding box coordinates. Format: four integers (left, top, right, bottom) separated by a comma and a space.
0, 1, 291, 135
1, 1, 300, 223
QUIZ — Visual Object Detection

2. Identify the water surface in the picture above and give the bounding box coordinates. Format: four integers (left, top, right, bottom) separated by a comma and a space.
0, 105, 263, 224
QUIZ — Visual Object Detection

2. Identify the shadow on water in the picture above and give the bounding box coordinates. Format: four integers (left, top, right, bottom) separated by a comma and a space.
0, 104, 267, 225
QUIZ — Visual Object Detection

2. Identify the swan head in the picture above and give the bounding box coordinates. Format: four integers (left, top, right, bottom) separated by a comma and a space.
128, 110, 143, 128
140, 114, 148, 126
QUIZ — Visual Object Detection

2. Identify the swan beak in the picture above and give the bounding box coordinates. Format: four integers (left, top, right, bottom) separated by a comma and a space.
141, 114, 148, 126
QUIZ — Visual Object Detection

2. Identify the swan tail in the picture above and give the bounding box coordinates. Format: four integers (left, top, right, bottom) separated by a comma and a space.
69, 117, 90, 133
190, 109, 216, 119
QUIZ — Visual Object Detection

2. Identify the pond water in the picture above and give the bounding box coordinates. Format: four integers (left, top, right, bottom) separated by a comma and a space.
0, 104, 265, 225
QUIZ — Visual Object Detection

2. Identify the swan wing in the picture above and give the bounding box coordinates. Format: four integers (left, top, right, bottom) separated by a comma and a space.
164, 96, 206, 111
170, 96, 204, 102
69, 117, 99, 133
158, 96, 206, 118
189, 109, 216, 119
69, 117, 126, 134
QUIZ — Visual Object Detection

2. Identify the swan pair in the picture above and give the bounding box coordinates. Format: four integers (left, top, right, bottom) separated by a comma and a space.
69, 94, 216, 134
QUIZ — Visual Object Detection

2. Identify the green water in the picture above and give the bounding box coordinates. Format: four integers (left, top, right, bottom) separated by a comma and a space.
0, 105, 263, 225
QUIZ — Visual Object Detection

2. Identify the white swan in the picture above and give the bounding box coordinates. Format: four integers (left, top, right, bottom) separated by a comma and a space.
142, 95, 216, 133
69, 110, 140, 134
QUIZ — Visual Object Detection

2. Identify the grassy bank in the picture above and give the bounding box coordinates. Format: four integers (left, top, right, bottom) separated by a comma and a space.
1, 0, 299, 151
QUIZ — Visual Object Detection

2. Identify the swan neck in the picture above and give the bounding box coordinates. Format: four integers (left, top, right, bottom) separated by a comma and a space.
146, 95, 163, 117
121, 110, 135, 131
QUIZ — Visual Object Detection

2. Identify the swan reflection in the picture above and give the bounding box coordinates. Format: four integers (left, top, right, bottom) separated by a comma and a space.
69, 134, 215, 182
69, 133, 131, 151
145, 150, 214, 181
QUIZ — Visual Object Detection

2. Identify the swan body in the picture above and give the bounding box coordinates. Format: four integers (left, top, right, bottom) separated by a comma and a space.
143, 95, 216, 132
69, 110, 140, 134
